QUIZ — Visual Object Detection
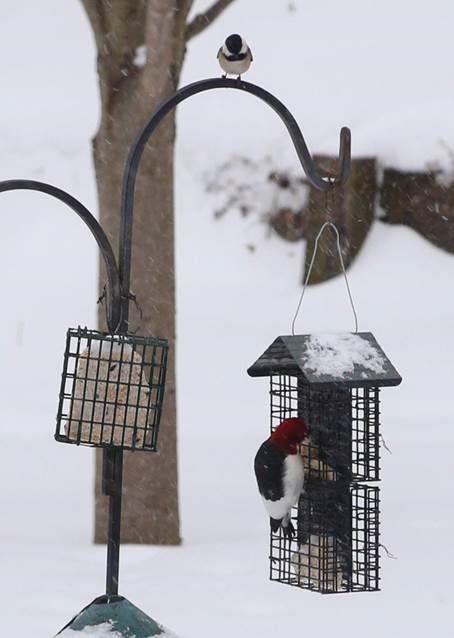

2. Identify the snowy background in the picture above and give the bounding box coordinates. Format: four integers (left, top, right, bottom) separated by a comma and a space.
1, 1, 454, 636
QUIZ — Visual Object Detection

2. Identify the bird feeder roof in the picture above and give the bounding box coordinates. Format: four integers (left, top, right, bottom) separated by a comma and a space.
247, 332, 402, 388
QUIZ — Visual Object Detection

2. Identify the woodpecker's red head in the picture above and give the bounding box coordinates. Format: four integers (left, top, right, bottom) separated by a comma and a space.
270, 417, 309, 454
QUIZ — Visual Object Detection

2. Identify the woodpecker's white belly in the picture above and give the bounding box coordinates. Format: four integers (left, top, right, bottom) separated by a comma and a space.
262, 453, 304, 520
219, 55, 252, 76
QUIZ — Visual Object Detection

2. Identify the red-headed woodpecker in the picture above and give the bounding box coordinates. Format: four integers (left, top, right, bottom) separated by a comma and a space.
254, 417, 308, 539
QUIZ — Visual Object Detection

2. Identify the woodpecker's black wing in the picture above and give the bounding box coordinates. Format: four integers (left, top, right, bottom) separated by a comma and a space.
254, 440, 286, 501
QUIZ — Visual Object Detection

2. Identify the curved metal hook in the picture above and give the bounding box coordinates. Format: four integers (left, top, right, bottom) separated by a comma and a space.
119, 77, 351, 327
0, 179, 122, 332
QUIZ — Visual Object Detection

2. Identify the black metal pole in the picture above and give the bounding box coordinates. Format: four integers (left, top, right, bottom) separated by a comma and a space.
104, 448, 123, 597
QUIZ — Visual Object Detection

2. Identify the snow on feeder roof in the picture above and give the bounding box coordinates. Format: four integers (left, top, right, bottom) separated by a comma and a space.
247, 332, 402, 388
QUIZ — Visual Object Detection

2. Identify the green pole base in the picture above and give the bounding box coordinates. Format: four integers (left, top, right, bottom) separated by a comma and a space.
55, 595, 176, 637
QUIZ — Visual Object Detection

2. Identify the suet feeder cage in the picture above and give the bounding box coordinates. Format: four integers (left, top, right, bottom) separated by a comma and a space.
55, 327, 168, 452
248, 332, 401, 594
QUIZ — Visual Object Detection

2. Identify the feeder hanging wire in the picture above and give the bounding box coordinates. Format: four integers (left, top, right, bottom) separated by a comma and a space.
291, 221, 359, 335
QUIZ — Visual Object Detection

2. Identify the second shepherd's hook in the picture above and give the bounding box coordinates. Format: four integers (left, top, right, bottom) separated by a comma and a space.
118, 76, 352, 330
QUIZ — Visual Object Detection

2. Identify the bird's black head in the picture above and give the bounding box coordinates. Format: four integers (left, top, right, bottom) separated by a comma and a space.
225, 34, 243, 54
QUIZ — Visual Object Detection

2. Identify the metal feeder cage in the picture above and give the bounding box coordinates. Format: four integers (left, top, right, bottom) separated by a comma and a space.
248, 332, 401, 594
55, 327, 168, 452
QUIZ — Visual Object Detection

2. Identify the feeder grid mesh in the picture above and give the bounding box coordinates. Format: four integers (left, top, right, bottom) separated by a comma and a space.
55, 328, 168, 452
269, 374, 381, 594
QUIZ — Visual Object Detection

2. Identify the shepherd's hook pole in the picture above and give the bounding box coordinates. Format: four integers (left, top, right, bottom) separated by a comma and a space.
0, 77, 352, 604
118, 77, 351, 329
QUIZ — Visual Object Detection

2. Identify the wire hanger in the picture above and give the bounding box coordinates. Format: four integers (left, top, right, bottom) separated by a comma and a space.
291, 221, 359, 335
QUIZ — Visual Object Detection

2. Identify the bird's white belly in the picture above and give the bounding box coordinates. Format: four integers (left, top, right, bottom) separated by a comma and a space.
262, 454, 304, 519
219, 56, 251, 75
283, 453, 304, 504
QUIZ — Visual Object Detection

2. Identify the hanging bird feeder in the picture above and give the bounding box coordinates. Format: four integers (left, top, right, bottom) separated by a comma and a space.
248, 332, 401, 593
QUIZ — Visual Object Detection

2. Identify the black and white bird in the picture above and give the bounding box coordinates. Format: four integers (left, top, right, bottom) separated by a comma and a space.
254, 417, 308, 539
217, 34, 253, 78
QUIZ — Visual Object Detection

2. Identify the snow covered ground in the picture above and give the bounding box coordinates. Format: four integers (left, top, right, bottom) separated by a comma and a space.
1, 1, 454, 636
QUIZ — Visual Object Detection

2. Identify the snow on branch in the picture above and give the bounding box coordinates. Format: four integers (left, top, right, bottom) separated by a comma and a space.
185, 0, 236, 41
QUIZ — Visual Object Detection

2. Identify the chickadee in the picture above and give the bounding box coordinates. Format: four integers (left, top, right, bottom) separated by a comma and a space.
217, 34, 253, 78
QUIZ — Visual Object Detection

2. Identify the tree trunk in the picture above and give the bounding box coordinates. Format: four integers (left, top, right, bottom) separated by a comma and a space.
84, 0, 189, 546
302, 156, 377, 285
94, 108, 180, 545
380, 168, 454, 253
81, 0, 236, 545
